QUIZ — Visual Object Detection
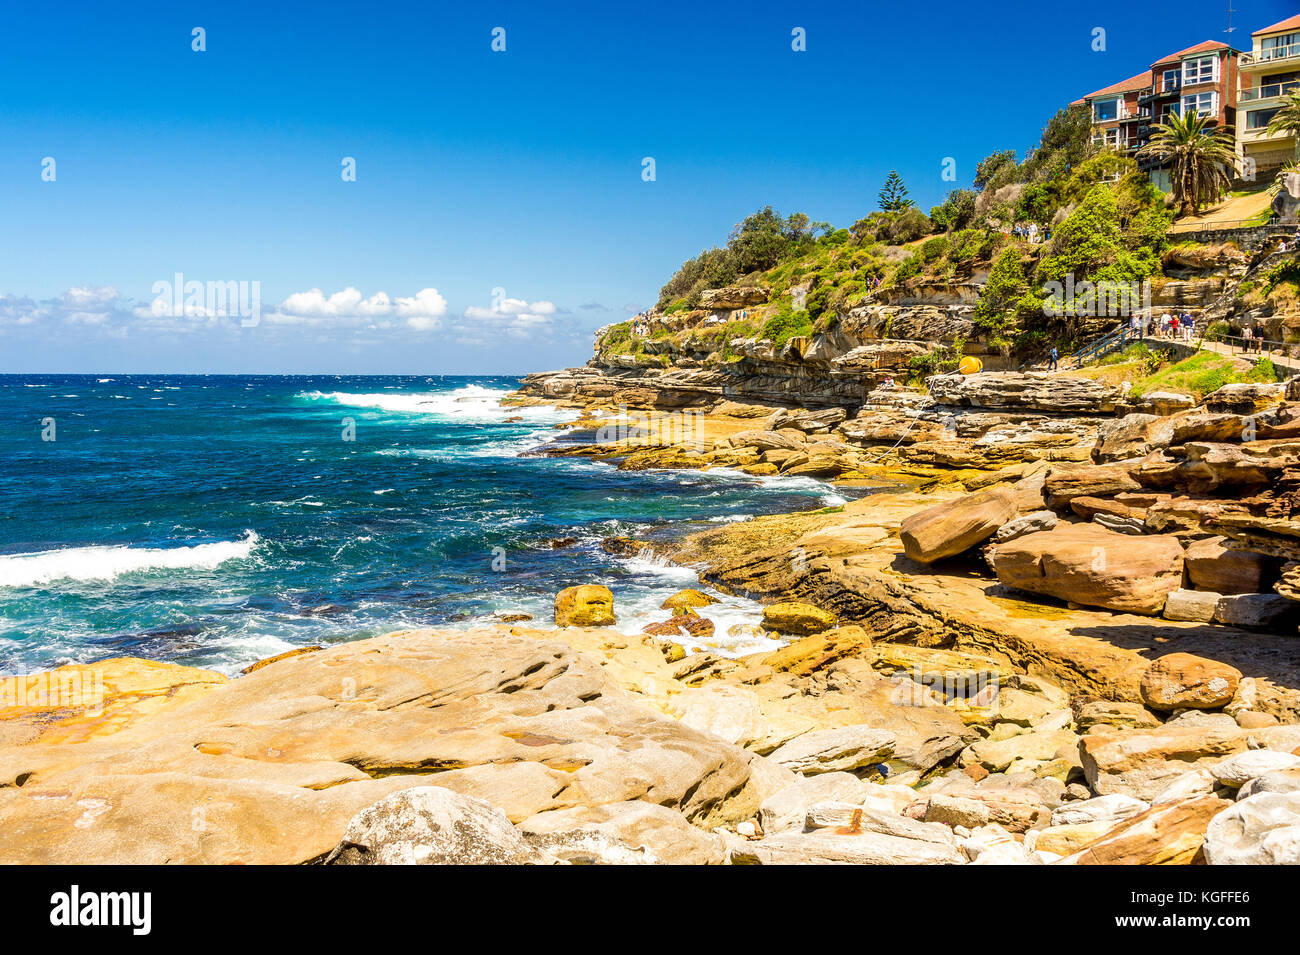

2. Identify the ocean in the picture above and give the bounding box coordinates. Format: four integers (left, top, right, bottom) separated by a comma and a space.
0, 375, 849, 675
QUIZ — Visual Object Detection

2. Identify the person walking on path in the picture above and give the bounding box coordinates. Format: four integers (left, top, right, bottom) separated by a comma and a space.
1047, 346, 1059, 372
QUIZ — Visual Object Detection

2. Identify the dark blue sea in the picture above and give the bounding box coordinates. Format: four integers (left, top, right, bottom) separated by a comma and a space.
0, 375, 847, 674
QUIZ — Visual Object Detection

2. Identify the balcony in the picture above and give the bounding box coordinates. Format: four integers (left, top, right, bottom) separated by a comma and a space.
1241, 43, 1300, 70
1239, 79, 1300, 104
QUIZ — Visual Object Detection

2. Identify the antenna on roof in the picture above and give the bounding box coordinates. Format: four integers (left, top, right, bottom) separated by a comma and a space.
1224, 0, 1236, 36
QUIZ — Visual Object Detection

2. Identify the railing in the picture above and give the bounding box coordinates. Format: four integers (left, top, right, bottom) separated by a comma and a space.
1241, 44, 1300, 66
1239, 79, 1300, 103
1070, 325, 1140, 366
1200, 331, 1300, 363
1168, 216, 1283, 233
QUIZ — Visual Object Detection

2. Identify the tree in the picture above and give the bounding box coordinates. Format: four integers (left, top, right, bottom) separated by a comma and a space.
1266, 92, 1300, 150
878, 170, 913, 212
930, 189, 976, 231
973, 247, 1035, 348
974, 150, 1019, 192
1137, 111, 1237, 218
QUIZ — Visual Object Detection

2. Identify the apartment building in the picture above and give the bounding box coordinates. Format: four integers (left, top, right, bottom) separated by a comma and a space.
1075, 40, 1239, 190
1238, 14, 1300, 179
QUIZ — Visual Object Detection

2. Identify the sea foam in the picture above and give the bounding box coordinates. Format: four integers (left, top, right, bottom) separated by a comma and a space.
0, 531, 260, 588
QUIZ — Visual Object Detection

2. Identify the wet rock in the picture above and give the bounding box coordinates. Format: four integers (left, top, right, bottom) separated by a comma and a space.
642, 615, 715, 639
661, 588, 717, 611
554, 585, 616, 627
760, 601, 837, 636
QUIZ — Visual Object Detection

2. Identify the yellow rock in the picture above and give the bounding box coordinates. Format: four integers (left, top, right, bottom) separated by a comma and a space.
554, 585, 616, 627
0, 657, 227, 747
661, 588, 718, 611
761, 602, 837, 636
760, 625, 872, 675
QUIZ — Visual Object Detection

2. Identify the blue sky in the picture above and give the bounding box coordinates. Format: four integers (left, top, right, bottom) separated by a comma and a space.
0, 0, 1290, 374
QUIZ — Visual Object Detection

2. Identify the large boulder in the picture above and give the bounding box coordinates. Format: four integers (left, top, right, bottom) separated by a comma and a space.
993, 523, 1184, 615
1042, 466, 1142, 509
325, 786, 546, 865
927, 371, 1121, 415
1092, 414, 1175, 463
1184, 536, 1270, 595
899, 486, 1019, 564
760, 602, 837, 636
1140, 653, 1242, 712
1058, 795, 1232, 865
1203, 792, 1300, 865
767, 725, 895, 776
554, 585, 616, 627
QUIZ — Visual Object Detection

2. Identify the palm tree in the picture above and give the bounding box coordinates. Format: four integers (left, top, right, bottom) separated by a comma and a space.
1266, 91, 1300, 146
1137, 111, 1238, 218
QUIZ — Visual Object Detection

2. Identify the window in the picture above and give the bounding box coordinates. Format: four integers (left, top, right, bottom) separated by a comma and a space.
1161, 69, 1179, 92
1092, 98, 1119, 122
1182, 55, 1217, 85
1247, 108, 1280, 130
1180, 91, 1216, 118
1261, 32, 1300, 60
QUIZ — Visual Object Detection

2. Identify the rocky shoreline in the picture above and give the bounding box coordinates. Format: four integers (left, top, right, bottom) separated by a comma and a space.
5, 360, 1300, 865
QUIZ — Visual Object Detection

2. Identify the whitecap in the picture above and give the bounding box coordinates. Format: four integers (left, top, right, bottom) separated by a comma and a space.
0, 531, 261, 589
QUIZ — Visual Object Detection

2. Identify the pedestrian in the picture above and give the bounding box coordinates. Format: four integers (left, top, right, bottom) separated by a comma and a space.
1170, 315, 1180, 338
1243, 326, 1253, 353
1048, 345, 1059, 372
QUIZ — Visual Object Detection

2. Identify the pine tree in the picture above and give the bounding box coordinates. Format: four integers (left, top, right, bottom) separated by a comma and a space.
878, 170, 913, 212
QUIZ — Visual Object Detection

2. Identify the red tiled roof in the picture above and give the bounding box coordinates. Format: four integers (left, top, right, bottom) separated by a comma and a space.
1081, 71, 1151, 100
1253, 14, 1300, 36
1151, 40, 1232, 65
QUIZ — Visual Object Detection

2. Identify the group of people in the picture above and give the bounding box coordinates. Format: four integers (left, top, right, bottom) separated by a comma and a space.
1240, 325, 1270, 353
1010, 222, 1050, 244
630, 311, 651, 337
1146, 311, 1196, 343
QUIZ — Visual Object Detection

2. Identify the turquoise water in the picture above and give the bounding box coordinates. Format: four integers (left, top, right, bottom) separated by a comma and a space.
0, 375, 848, 674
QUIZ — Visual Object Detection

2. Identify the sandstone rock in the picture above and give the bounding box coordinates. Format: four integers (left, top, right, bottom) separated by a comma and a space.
1184, 536, 1270, 595
1093, 414, 1174, 463
1163, 588, 1220, 623
926, 787, 1048, 832
995, 510, 1058, 543
759, 625, 872, 676
670, 684, 765, 748
1059, 795, 1231, 865
728, 430, 803, 452
1140, 653, 1242, 711
661, 588, 717, 611
994, 523, 1184, 615
962, 823, 1032, 865
1032, 820, 1115, 856
554, 585, 615, 627
768, 407, 847, 432
642, 615, 715, 639
962, 729, 1079, 774
760, 602, 837, 636
1213, 593, 1295, 630
699, 285, 769, 310
1238, 767, 1300, 799
767, 725, 895, 776
899, 486, 1019, 563
927, 372, 1121, 415
1050, 793, 1149, 827
758, 772, 871, 834
1151, 769, 1217, 805
1042, 466, 1142, 508
728, 828, 966, 865
1208, 751, 1300, 788
1202, 382, 1286, 415
1203, 792, 1300, 865
1080, 725, 1249, 800
0, 629, 780, 863
924, 793, 990, 829
804, 801, 958, 845
325, 787, 547, 865
1170, 412, 1246, 444
1075, 706, 1156, 738
1275, 561, 1300, 601
518, 800, 727, 865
